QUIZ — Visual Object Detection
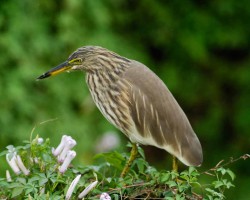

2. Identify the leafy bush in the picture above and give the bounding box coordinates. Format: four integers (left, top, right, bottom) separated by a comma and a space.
1, 135, 247, 200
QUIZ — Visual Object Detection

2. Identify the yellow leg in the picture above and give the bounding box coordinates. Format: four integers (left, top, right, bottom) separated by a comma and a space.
120, 143, 138, 178
172, 156, 178, 172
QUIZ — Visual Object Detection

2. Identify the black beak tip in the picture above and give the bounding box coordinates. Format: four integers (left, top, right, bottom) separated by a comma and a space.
36, 73, 50, 80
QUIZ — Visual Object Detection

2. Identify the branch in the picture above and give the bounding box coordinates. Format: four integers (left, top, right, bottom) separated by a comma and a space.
201, 153, 250, 176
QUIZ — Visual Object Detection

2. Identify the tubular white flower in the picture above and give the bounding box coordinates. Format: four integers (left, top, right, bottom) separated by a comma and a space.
65, 174, 81, 200
78, 180, 98, 199
57, 138, 76, 163
16, 155, 30, 175
6, 154, 21, 175
52, 135, 70, 156
59, 150, 76, 174
100, 192, 111, 200
6, 170, 12, 182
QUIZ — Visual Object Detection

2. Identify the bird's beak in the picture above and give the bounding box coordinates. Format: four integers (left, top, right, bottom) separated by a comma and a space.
37, 61, 72, 80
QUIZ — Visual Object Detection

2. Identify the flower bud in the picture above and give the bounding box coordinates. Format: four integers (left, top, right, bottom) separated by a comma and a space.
6, 154, 21, 175
16, 155, 30, 175
6, 170, 12, 182
37, 138, 44, 145
65, 174, 81, 200
78, 180, 98, 199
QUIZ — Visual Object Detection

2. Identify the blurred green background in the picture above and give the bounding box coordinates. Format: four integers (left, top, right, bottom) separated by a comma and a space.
0, 0, 249, 199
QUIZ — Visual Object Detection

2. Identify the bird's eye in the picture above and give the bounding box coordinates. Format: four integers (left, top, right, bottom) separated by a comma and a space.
69, 58, 82, 65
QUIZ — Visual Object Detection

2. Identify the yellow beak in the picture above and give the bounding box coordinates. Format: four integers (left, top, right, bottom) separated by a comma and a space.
37, 61, 71, 80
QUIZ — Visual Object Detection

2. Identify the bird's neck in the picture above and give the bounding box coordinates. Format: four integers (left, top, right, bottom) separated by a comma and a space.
86, 56, 130, 87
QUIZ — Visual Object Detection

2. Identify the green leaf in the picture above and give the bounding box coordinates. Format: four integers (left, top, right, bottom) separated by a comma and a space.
163, 190, 174, 198
176, 194, 185, 200
205, 188, 225, 198
135, 158, 145, 173
40, 178, 49, 186
213, 180, 224, 188
0, 150, 8, 157
226, 182, 235, 189
94, 151, 125, 170
188, 167, 198, 175
11, 187, 24, 198
166, 180, 177, 187
25, 187, 37, 195
8, 182, 23, 188
159, 172, 170, 183
206, 194, 213, 200
165, 197, 175, 200
17, 177, 27, 185
28, 176, 40, 183
137, 146, 145, 159
226, 169, 236, 180
217, 167, 226, 175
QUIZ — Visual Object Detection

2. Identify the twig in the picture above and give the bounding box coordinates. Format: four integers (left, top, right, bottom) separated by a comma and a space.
201, 154, 250, 175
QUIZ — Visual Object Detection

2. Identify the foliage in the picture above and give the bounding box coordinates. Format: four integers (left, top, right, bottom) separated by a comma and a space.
0, 136, 246, 200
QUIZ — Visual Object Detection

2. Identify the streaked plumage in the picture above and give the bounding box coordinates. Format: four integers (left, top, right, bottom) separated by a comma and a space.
37, 46, 203, 167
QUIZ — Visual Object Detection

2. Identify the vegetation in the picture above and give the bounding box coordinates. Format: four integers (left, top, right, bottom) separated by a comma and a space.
1, 135, 247, 199
0, 0, 249, 199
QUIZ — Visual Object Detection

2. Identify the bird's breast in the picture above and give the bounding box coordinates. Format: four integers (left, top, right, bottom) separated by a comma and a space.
86, 73, 135, 137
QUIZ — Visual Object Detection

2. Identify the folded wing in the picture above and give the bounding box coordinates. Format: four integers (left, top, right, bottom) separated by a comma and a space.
122, 61, 203, 166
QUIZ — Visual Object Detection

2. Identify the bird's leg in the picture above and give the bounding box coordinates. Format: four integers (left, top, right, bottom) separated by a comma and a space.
120, 143, 138, 178
172, 156, 178, 172
172, 156, 184, 184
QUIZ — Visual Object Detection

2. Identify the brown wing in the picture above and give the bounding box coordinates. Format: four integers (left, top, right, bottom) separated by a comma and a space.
122, 60, 203, 166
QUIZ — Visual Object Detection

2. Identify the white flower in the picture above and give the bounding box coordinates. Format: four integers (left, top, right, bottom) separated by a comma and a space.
52, 135, 70, 156
78, 180, 98, 199
58, 150, 76, 173
37, 138, 44, 145
6, 153, 21, 175
65, 174, 81, 200
6, 146, 29, 176
52, 135, 77, 163
6, 170, 12, 182
57, 137, 76, 163
16, 155, 30, 175
100, 192, 111, 200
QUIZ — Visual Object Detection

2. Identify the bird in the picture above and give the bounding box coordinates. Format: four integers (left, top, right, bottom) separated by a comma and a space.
37, 46, 203, 177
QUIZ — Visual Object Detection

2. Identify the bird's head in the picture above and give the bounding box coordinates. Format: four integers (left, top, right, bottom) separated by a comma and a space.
37, 46, 128, 80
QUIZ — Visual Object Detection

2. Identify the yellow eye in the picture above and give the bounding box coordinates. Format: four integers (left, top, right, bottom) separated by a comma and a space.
69, 58, 82, 65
